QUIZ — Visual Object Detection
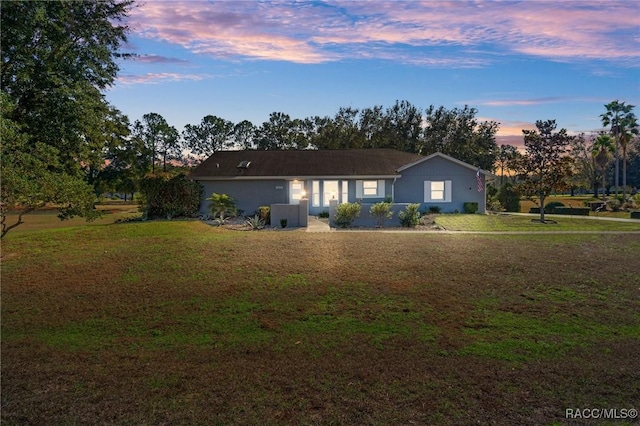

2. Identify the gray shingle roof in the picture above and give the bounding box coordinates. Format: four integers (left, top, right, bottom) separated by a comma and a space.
190, 149, 425, 178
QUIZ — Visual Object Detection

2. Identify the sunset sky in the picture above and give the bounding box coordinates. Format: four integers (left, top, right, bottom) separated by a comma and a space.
106, 1, 640, 147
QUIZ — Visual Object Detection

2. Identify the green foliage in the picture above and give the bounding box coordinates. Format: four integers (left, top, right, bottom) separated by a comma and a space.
422, 105, 499, 171
463, 202, 479, 214
280, 218, 288, 228
497, 182, 521, 212
139, 174, 203, 220
601, 101, 639, 199
427, 205, 441, 214
258, 206, 271, 225
245, 215, 265, 230
516, 120, 575, 222
1, 94, 99, 237
206, 193, 237, 221
317, 211, 330, 219
486, 182, 498, 198
183, 115, 234, 158
552, 207, 590, 216
334, 202, 362, 228
0, 1, 133, 236
609, 198, 621, 212
369, 202, 393, 227
398, 203, 421, 227
1, 0, 133, 175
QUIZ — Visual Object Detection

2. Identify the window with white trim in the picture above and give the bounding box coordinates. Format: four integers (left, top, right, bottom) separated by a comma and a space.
290, 181, 305, 204
431, 181, 445, 200
424, 180, 452, 202
356, 180, 385, 198
323, 180, 339, 206
341, 180, 348, 203
363, 181, 377, 196
312, 180, 320, 207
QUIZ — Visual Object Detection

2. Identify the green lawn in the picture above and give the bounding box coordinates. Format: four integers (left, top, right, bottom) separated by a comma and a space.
434, 213, 640, 232
519, 195, 637, 219
2, 220, 639, 425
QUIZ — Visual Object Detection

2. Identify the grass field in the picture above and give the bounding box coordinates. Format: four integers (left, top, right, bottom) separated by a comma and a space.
519, 195, 636, 219
434, 214, 640, 232
2, 217, 640, 425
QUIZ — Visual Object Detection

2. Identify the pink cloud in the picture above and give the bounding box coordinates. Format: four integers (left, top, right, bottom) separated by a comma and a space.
126, 1, 640, 66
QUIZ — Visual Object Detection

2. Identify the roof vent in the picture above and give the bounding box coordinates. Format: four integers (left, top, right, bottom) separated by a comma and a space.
237, 160, 251, 169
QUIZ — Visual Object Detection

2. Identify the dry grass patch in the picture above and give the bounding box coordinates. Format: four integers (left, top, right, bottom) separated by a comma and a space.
2, 222, 639, 425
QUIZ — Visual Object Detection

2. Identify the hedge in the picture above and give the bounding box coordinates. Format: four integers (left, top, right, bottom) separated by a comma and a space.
552, 207, 590, 216
529, 207, 590, 216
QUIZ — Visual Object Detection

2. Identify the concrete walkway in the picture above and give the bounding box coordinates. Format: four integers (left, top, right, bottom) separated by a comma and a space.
306, 216, 331, 232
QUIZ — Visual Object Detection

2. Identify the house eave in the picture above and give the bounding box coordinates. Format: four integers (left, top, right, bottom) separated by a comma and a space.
192, 175, 402, 181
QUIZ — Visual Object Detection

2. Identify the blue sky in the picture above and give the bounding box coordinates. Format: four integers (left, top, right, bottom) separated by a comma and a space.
106, 1, 640, 148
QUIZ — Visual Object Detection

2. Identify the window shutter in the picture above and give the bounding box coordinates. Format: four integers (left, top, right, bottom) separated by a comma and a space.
356, 180, 363, 198
424, 181, 432, 202
445, 180, 452, 202
377, 180, 385, 197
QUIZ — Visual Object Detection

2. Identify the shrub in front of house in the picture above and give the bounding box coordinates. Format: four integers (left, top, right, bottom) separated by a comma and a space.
369, 202, 393, 227
497, 182, 521, 212
463, 202, 479, 214
246, 215, 265, 230
139, 173, 203, 220
258, 206, 270, 225
206, 192, 238, 223
318, 211, 329, 219
334, 202, 361, 228
398, 203, 421, 227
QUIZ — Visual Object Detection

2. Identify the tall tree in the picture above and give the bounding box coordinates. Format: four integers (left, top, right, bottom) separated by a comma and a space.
567, 134, 596, 196
134, 113, 173, 173
231, 120, 256, 150
309, 107, 363, 149
625, 136, 640, 190
359, 105, 386, 148
102, 122, 152, 200
422, 105, 499, 171
255, 112, 308, 150
159, 125, 181, 172
182, 115, 234, 159
601, 100, 639, 199
516, 120, 574, 223
591, 134, 614, 201
497, 144, 519, 186
383, 100, 423, 153
0, 0, 134, 236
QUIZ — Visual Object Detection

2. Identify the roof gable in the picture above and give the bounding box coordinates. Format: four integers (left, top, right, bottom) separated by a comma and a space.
397, 152, 490, 175
190, 149, 424, 179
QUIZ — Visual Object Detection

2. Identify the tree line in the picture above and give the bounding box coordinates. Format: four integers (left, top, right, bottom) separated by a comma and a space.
1, 0, 638, 235
495, 102, 639, 206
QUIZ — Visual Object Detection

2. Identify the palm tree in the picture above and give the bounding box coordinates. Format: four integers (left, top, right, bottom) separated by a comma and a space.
592, 134, 613, 201
600, 101, 639, 199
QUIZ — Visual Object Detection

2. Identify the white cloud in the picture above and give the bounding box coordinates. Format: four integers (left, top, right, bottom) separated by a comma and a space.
117, 72, 212, 85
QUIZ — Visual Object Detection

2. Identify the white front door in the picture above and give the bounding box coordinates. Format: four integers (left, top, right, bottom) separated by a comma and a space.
289, 181, 305, 204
